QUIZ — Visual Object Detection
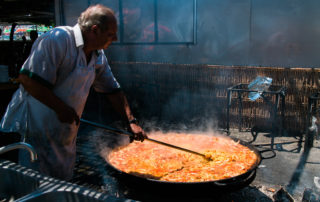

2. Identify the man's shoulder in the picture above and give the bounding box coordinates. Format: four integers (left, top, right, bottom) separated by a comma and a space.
37, 26, 74, 47
50, 26, 73, 38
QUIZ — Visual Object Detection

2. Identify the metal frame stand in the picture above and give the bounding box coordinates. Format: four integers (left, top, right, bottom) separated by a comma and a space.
226, 84, 286, 136
304, 92, 320, 148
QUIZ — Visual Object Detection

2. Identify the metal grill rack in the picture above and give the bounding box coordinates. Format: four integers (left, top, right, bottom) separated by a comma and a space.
226, 83, 286, 136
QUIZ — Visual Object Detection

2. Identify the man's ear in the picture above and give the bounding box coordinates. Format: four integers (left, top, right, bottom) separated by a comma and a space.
91, 25, 99, 34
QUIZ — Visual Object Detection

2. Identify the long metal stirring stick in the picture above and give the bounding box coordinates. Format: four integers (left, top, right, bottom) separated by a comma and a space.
80, 119, 210, 160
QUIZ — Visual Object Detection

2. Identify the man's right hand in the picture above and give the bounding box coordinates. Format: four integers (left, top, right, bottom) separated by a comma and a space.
56, 105, 80, 125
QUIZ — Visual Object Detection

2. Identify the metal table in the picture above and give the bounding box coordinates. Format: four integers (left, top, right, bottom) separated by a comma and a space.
226, 83, 286, 136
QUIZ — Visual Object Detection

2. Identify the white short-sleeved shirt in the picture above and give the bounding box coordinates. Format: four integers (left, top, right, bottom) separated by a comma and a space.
22, 24, 120, 93
1, 24, 120, 134
0, 24, 121, 180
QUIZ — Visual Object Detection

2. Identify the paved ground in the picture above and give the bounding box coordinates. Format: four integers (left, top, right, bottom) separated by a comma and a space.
228, 129, 320, 201
73, 125, 320, 201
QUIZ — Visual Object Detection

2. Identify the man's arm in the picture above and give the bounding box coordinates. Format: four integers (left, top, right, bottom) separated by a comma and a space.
18, 74, 79, 125
106, 90, 147, 141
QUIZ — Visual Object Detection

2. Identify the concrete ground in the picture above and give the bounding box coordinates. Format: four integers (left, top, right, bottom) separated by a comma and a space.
73, 125, 320, 201
228, 128, 320, 201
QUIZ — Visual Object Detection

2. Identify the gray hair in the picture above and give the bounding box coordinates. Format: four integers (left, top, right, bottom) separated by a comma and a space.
78, 4, 116, 32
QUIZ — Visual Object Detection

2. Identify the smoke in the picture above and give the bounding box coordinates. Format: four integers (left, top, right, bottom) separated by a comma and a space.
158, 88, 220, 132
90, 128, 130, 160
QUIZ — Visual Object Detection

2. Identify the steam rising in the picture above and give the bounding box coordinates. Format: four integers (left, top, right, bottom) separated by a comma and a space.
91, 128, 130, 160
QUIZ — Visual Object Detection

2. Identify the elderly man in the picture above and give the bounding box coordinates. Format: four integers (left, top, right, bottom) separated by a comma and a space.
0, 4, 147, 180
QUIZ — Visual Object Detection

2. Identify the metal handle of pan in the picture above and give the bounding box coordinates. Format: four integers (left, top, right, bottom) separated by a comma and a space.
80, 118, 209, 160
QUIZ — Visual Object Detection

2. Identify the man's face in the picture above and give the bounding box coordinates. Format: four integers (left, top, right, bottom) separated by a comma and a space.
95, 23, 118, 50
